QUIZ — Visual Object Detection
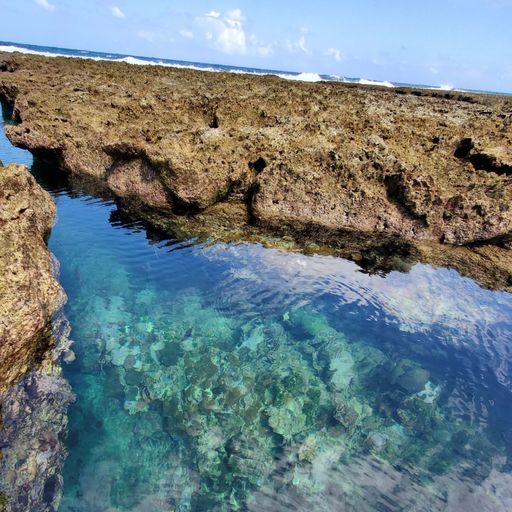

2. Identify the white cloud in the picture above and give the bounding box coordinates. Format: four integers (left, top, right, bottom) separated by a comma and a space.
197, 9, 273, 57
249, 34, 274, 56
225, 8, 244, 22
208, 9, 247, 54
111, 6, 125, 18
179, 29, 194, 39
199, 9, 247, 54
35, 0, 56, 11
325, 47, 343, 62
287, 35, 310, 55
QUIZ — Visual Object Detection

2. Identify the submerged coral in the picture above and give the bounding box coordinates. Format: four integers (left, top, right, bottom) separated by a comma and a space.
59, 246, 508, 511
40, 217, 509, 512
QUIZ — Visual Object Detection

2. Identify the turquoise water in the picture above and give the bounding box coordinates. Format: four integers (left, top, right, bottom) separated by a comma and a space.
2, 108, 512, 510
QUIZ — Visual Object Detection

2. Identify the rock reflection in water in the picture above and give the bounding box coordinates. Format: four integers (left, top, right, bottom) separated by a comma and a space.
50, 208, 512, 511
2, 105, 512, 510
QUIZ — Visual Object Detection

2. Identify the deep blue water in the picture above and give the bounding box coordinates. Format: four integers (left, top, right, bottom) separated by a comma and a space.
2, 105, 512, 510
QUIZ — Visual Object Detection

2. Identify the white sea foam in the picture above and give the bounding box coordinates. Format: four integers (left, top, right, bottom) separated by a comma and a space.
0, 44, 105, 62
438, 83, 454, 91
0, 45, 214, 72
278, 72, 323, 83
357, 78, 395, 88
0, 44, 58, 57
117, 56, 157, 66
117, 57, 252, 77
1, 44, 326, 83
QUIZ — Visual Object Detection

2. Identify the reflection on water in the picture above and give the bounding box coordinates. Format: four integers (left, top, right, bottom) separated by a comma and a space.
54, 216, 512, 511
1, 111, 512, 511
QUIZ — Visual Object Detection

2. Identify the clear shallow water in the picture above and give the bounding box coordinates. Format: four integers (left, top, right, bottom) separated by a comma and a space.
2, 110, 512, 510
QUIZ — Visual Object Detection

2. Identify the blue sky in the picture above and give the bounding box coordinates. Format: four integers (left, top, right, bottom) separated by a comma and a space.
2, 0, 512, 92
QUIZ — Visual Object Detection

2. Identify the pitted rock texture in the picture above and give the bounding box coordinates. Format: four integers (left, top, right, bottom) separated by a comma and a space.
0, 52, 511, 289
0, 162, 64, 390
0, 363, 74, 512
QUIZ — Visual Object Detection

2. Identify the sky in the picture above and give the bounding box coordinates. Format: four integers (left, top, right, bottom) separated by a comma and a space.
2, 0, 512, 92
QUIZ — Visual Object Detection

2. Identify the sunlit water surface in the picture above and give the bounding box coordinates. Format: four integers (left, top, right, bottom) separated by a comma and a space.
2, 108, 512, 511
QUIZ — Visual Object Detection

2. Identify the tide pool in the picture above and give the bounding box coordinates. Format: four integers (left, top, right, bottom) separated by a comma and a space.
1, 108, 512, 511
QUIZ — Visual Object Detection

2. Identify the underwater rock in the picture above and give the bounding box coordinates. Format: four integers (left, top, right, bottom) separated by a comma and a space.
396, 367, 430, 394
227, 434, 275, 487
333, 396, 372, 433
365, 431, 388, 452
157, 341, 183, 367
298, 436, 318, 463
195, 427, 227, 480
0, 365, 74, 511
392, 360, 430, 394
289, 309, 331, 338
267, 399, 307, 439
417, 381, 441, 404
0, 163, 65, 389
240, 323, 265, 352
321, 334, 355, 391
54, 269, 510, 509
62, 349, 76, 363
396, 397, 444, 435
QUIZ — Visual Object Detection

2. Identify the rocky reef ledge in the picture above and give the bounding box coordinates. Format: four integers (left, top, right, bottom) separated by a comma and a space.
1, 52, 511, 290
0, 161, 65, 388
0, 162, 72, 511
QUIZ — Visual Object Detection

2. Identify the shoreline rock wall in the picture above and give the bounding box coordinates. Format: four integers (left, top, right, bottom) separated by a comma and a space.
0, 52, 511, 290
0, 162, 65, 389
0, 315, 74, 512
0, 162, 71, 511
0, 162, 72, 512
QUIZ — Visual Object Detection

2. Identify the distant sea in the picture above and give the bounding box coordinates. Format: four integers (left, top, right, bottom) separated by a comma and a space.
1, 40, 510, 96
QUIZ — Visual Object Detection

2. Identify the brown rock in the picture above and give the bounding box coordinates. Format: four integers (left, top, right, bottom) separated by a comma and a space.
0, 365, 74, 511
0, 162, 64, 390
0, 52, 511, 290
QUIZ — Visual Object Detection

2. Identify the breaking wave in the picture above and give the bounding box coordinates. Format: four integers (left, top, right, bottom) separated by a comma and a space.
278, 72, 323, 82
357, 78, 395, 88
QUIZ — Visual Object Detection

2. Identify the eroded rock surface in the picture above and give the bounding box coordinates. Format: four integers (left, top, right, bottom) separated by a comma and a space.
0, 317, 74, 512
0, 162, 70, 511
0, 52, 511, 289
0, 162, 64, 389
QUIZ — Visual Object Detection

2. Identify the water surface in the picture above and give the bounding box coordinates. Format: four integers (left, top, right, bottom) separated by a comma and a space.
1, 109, 512, 511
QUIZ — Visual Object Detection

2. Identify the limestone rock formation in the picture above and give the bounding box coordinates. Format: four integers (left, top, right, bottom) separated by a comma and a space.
0, 162, 64, 389
0, 52, 511, 289
0, 334, 74, 512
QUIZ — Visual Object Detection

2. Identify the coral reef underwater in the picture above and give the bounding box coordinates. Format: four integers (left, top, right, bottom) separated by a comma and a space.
56, 237, 510, 512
